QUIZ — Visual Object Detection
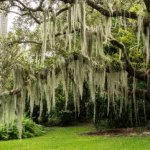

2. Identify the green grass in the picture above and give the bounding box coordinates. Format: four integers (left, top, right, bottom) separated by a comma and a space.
0, 124, 150, 150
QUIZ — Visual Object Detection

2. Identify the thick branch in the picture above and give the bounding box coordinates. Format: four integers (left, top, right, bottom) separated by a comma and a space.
110, 39, 147, 81
0, 89, 20, 97
86, 0, 138, 19
61, 0, 138, 19
56, 6, 70, 16
15, 0, 43, 12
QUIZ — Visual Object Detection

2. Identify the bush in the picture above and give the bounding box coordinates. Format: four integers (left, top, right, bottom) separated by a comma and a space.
47, 110, 75, 127
48, 117, 61, 126
95, 120, 110, 130
59, 110, 74, 126
0, 117, 46, 140
94, 96, 132, 129
22, 118, 46, 138
47, 111, 61, 126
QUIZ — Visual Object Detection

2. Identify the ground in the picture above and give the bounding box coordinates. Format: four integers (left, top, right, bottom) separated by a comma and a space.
0, 124, 150, 150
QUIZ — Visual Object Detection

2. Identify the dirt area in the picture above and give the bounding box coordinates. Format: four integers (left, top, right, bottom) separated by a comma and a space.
84, 128, 150, 137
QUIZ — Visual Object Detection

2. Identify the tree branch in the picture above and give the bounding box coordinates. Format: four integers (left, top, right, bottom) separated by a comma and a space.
28, 11, 41, 24
86, 0, 138, 19
61, 0, 138, 19
8, 40, 42, 46
110, 39, 148, 81
15, 0, 43, 12
56, 6, 70, 16
0, 89, 20, 97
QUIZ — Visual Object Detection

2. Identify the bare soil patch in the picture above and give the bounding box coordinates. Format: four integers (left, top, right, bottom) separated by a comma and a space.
83, 128, 150, 137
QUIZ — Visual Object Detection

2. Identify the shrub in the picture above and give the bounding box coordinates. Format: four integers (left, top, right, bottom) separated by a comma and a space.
47, 111, 61, 126
47, 110, 75, 126
48, 117, 61, 126
95, 120, 110, 130
0, 117, 46, 140
59, 110, 75, 126
22, 118, 46, 138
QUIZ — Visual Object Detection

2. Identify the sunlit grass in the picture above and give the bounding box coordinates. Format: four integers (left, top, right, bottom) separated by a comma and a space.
0, 124, 150, 150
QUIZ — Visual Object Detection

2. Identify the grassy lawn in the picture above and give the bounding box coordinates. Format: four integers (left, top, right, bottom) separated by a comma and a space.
0, 124, 150, 150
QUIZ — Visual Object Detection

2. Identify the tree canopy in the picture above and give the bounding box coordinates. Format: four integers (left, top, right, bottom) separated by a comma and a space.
1, 0, 150, 138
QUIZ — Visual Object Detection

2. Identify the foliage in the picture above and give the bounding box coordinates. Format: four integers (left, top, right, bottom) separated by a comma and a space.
0, 118, 46, 140
46, 110, 75, 127
59, 110, 75, 126
94, 95, 149, 129
48, 115, 61, 126
1, 0, 150, 133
